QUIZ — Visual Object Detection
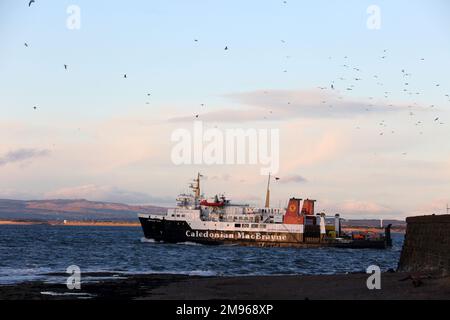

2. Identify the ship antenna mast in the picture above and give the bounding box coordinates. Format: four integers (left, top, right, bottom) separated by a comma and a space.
447, 203, 449, 214
265, 173, 271, 208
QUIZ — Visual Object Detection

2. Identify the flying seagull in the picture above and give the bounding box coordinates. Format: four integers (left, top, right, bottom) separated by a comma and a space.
28, 0, 35, 7
123, 74, 127, 78
33, 106, 37, 110
64, 64, 68, 70
24, 43, 29, 47
224, 46, 228, 50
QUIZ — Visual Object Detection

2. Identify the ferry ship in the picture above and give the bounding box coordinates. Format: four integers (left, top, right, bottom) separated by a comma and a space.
138, 174, 392, 249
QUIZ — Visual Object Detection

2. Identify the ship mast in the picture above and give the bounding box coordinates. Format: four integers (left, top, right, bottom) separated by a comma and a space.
195, 172, 201, 199
265, 173, 271, 208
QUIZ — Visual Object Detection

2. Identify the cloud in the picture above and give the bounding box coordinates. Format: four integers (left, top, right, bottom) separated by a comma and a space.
0, 148, 50, 166
415, 198, 449, 215
278, 174, 308, 184
339, 200, 391, 214
205, 174, 231, 181
320, 200, 402, 219
44, 185, 173, 205
169, 88, 421, 123
231, 193, 262, 205
0, 189, 39, 200
281, 122, 346, 171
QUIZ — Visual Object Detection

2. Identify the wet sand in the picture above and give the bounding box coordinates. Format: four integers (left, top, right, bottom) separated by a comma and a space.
0, 272, 449, 300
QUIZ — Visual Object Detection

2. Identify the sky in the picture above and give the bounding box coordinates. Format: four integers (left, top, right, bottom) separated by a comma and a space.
1, 0, 450, 219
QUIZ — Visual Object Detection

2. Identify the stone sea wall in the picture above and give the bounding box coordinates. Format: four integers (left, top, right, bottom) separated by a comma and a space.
398, 215, 450, 275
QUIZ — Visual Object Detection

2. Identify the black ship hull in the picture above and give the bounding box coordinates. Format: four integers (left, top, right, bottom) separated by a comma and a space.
139, 217, 391, 249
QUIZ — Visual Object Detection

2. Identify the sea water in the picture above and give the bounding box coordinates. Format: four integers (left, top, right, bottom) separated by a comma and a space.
0, 224, 404, 284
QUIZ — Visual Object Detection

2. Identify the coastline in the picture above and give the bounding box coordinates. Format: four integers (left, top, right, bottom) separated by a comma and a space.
0, 220, 404, 233
0, 272, 448, 300
0, 220, 140, 227
0, 220, 40, 226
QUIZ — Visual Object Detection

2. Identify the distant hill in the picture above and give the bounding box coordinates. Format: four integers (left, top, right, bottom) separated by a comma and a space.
0, 199, 167, 222
0, 199, 406, 226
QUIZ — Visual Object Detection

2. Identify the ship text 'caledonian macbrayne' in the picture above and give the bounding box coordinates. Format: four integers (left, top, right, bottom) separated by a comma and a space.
139, 174, 392, 249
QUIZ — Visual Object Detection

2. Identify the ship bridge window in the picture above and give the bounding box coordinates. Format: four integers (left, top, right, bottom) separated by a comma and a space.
259, 224, 266, 229
235, 224, 241, 228
251, 224, 258, 228
242, 224, 249, 228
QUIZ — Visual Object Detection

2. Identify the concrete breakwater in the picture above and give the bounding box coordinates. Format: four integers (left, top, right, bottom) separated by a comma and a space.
398, 215, 450, 276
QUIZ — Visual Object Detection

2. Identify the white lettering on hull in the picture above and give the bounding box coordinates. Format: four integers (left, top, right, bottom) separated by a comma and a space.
185, 230, 288, 242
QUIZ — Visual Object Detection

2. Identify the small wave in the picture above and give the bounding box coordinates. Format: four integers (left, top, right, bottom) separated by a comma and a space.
0, 267, 54, 285
123, 269, 218, 277
40, 291, 95, 297
178, 241, 204, 246
187, 270, 217, 276
140, 238, 204, 246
